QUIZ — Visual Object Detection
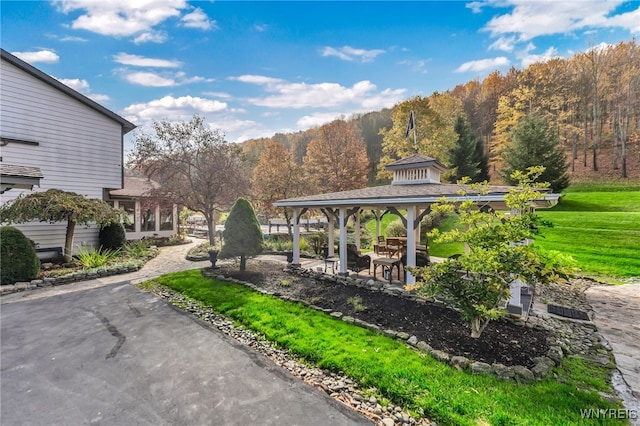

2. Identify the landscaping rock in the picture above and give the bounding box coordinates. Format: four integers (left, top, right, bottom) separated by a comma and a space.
471, 361, 492, 375
513, 365, 535, 383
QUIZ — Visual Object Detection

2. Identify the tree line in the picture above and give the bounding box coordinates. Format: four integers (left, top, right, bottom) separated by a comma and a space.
245, 38, 639, 181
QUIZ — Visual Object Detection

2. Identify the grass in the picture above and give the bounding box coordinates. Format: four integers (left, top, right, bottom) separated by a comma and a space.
536, 182, 640, 279
143, 270, 625, 426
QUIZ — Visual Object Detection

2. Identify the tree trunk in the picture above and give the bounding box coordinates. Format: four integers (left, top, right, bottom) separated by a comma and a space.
205, 212, 216, 246
240, 255, 246, 271
64, 218, 76, 262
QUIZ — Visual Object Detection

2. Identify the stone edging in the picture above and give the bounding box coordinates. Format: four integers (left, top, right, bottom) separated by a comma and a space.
206, 265, 613, 384
0, 264, 144, 295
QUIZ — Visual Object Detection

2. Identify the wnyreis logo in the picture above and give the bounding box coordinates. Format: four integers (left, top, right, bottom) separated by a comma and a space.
580, 408, 637, 420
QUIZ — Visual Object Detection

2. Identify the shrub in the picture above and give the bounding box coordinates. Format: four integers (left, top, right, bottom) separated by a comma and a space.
0, 226, 40, 285
385, 219, 406, 237
125, 240, 154, 258
75, 247, 121, 268
99, 222, 126, 250
307, 231, 328, 255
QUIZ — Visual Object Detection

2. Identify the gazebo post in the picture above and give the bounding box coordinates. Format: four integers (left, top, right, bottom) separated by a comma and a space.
375, 209, 381, 238
327, 216, 335, 257
292, 207, 301, 266
355, 208, 361, 250
405, 206, 417, 285
338, 208, 348, 276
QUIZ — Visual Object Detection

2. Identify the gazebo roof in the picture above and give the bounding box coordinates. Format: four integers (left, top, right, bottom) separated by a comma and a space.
273, 182, 529, 208
386, 154, 448, 172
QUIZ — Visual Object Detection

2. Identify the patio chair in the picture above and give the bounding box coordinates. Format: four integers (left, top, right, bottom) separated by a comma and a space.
375, 235, 388, 255
346, 244, 371, 276
401, 253, 430, 282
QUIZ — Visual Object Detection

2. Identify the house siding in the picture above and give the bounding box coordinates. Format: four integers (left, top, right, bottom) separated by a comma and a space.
0, 57, 128, 254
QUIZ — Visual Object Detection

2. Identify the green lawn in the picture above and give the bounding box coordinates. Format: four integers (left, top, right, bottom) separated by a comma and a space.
141, 270, 624, 426
536, 182, 640, 279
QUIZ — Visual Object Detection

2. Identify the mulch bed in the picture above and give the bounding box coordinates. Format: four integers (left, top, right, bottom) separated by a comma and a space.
214, 261, 551, 368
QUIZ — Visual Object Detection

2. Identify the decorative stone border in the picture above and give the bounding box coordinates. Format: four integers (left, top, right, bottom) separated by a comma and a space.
0, 263, 144, 296
203, 265, 613, 384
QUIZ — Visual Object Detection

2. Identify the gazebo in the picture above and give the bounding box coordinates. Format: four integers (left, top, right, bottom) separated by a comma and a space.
273, 154, 560, 285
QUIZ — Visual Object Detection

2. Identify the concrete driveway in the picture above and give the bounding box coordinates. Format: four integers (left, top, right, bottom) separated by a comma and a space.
1, 282, 371, 426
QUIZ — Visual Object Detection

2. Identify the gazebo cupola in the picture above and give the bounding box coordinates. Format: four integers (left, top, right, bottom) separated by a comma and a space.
386, 154, 448, 185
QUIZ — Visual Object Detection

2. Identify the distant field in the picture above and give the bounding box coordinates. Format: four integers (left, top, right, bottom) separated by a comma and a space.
536, 182, 640, 279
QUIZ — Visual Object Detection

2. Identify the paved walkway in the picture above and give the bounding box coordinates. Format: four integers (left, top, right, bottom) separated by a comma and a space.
586, 282, 640, 418
1, 240, 371, 425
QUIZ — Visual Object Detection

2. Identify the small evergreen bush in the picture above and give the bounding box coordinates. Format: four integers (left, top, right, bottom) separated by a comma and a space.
1, 226, 40, 285
99, 222, 126, 250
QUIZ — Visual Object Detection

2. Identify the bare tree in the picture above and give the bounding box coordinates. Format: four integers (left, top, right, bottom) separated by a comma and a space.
128, 115, 249, 245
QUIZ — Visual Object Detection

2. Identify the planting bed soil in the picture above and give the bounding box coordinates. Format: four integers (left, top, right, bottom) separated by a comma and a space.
214, 261, 551, 368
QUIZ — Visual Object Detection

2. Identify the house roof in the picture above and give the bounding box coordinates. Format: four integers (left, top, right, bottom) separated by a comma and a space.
1, 48, 136, 135
0, 163, 44, 193
109, 174, 159, 198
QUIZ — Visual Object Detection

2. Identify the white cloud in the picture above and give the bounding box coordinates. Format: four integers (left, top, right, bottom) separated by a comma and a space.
114, 53, 181, 68
296, 112, 347, 129
55, 77, 110, 103
12, 50, 59, 64
455, 57, 510, 73
121, 70, 212, 87
481, 0, 636, 41
180, 7, 217, 30
234, 75, 404, 109
398, 59, 429, 74
518, 45, 561, 68
488, 36, 516, 52
134, 31, 168, 44
123, 95, 228, 124
321, 46, 386, 63
56, 0, 187, 37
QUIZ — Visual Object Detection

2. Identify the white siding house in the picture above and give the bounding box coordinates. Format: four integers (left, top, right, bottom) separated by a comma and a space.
0, 48, 136, 255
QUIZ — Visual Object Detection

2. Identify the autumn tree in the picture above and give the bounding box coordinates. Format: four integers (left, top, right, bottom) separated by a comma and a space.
303, 119, 368, 193
0, 189, 124, 261
378, 94, 463, 180
128, 115, 249, 245
219, 198, 263, 271
251, 142, 308, 235
501, 113, 570, 192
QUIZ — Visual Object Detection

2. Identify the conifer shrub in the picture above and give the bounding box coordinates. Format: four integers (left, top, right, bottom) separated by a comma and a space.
99, 222, 126, 250
1, 226, 40, 285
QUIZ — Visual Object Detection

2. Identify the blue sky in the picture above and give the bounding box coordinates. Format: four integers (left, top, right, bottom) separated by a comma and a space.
2, 1, 639, 152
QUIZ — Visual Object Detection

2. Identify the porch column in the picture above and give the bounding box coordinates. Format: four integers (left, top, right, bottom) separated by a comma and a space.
405, 206, 417, 285
338, 208, 348, 276
375, 209, 381, 238
292, 208, 301, 266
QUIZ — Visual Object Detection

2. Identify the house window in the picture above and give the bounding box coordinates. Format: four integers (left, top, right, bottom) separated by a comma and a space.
141, 208, 156, 232
120, 201, 135, 232
160, 208, 173, 231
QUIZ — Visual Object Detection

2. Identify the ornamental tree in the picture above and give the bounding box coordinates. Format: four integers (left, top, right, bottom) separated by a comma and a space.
0, 189, 124, 261
128, 115, 249, 246
219, 198, 263, 271
408, 167, 572, 338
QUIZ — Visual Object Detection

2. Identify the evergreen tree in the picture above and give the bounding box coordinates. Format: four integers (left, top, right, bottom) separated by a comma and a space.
448, 115, 480, 182
501, 113, 570, 192
219, 198, 263, 271
473, 138, 491, 182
